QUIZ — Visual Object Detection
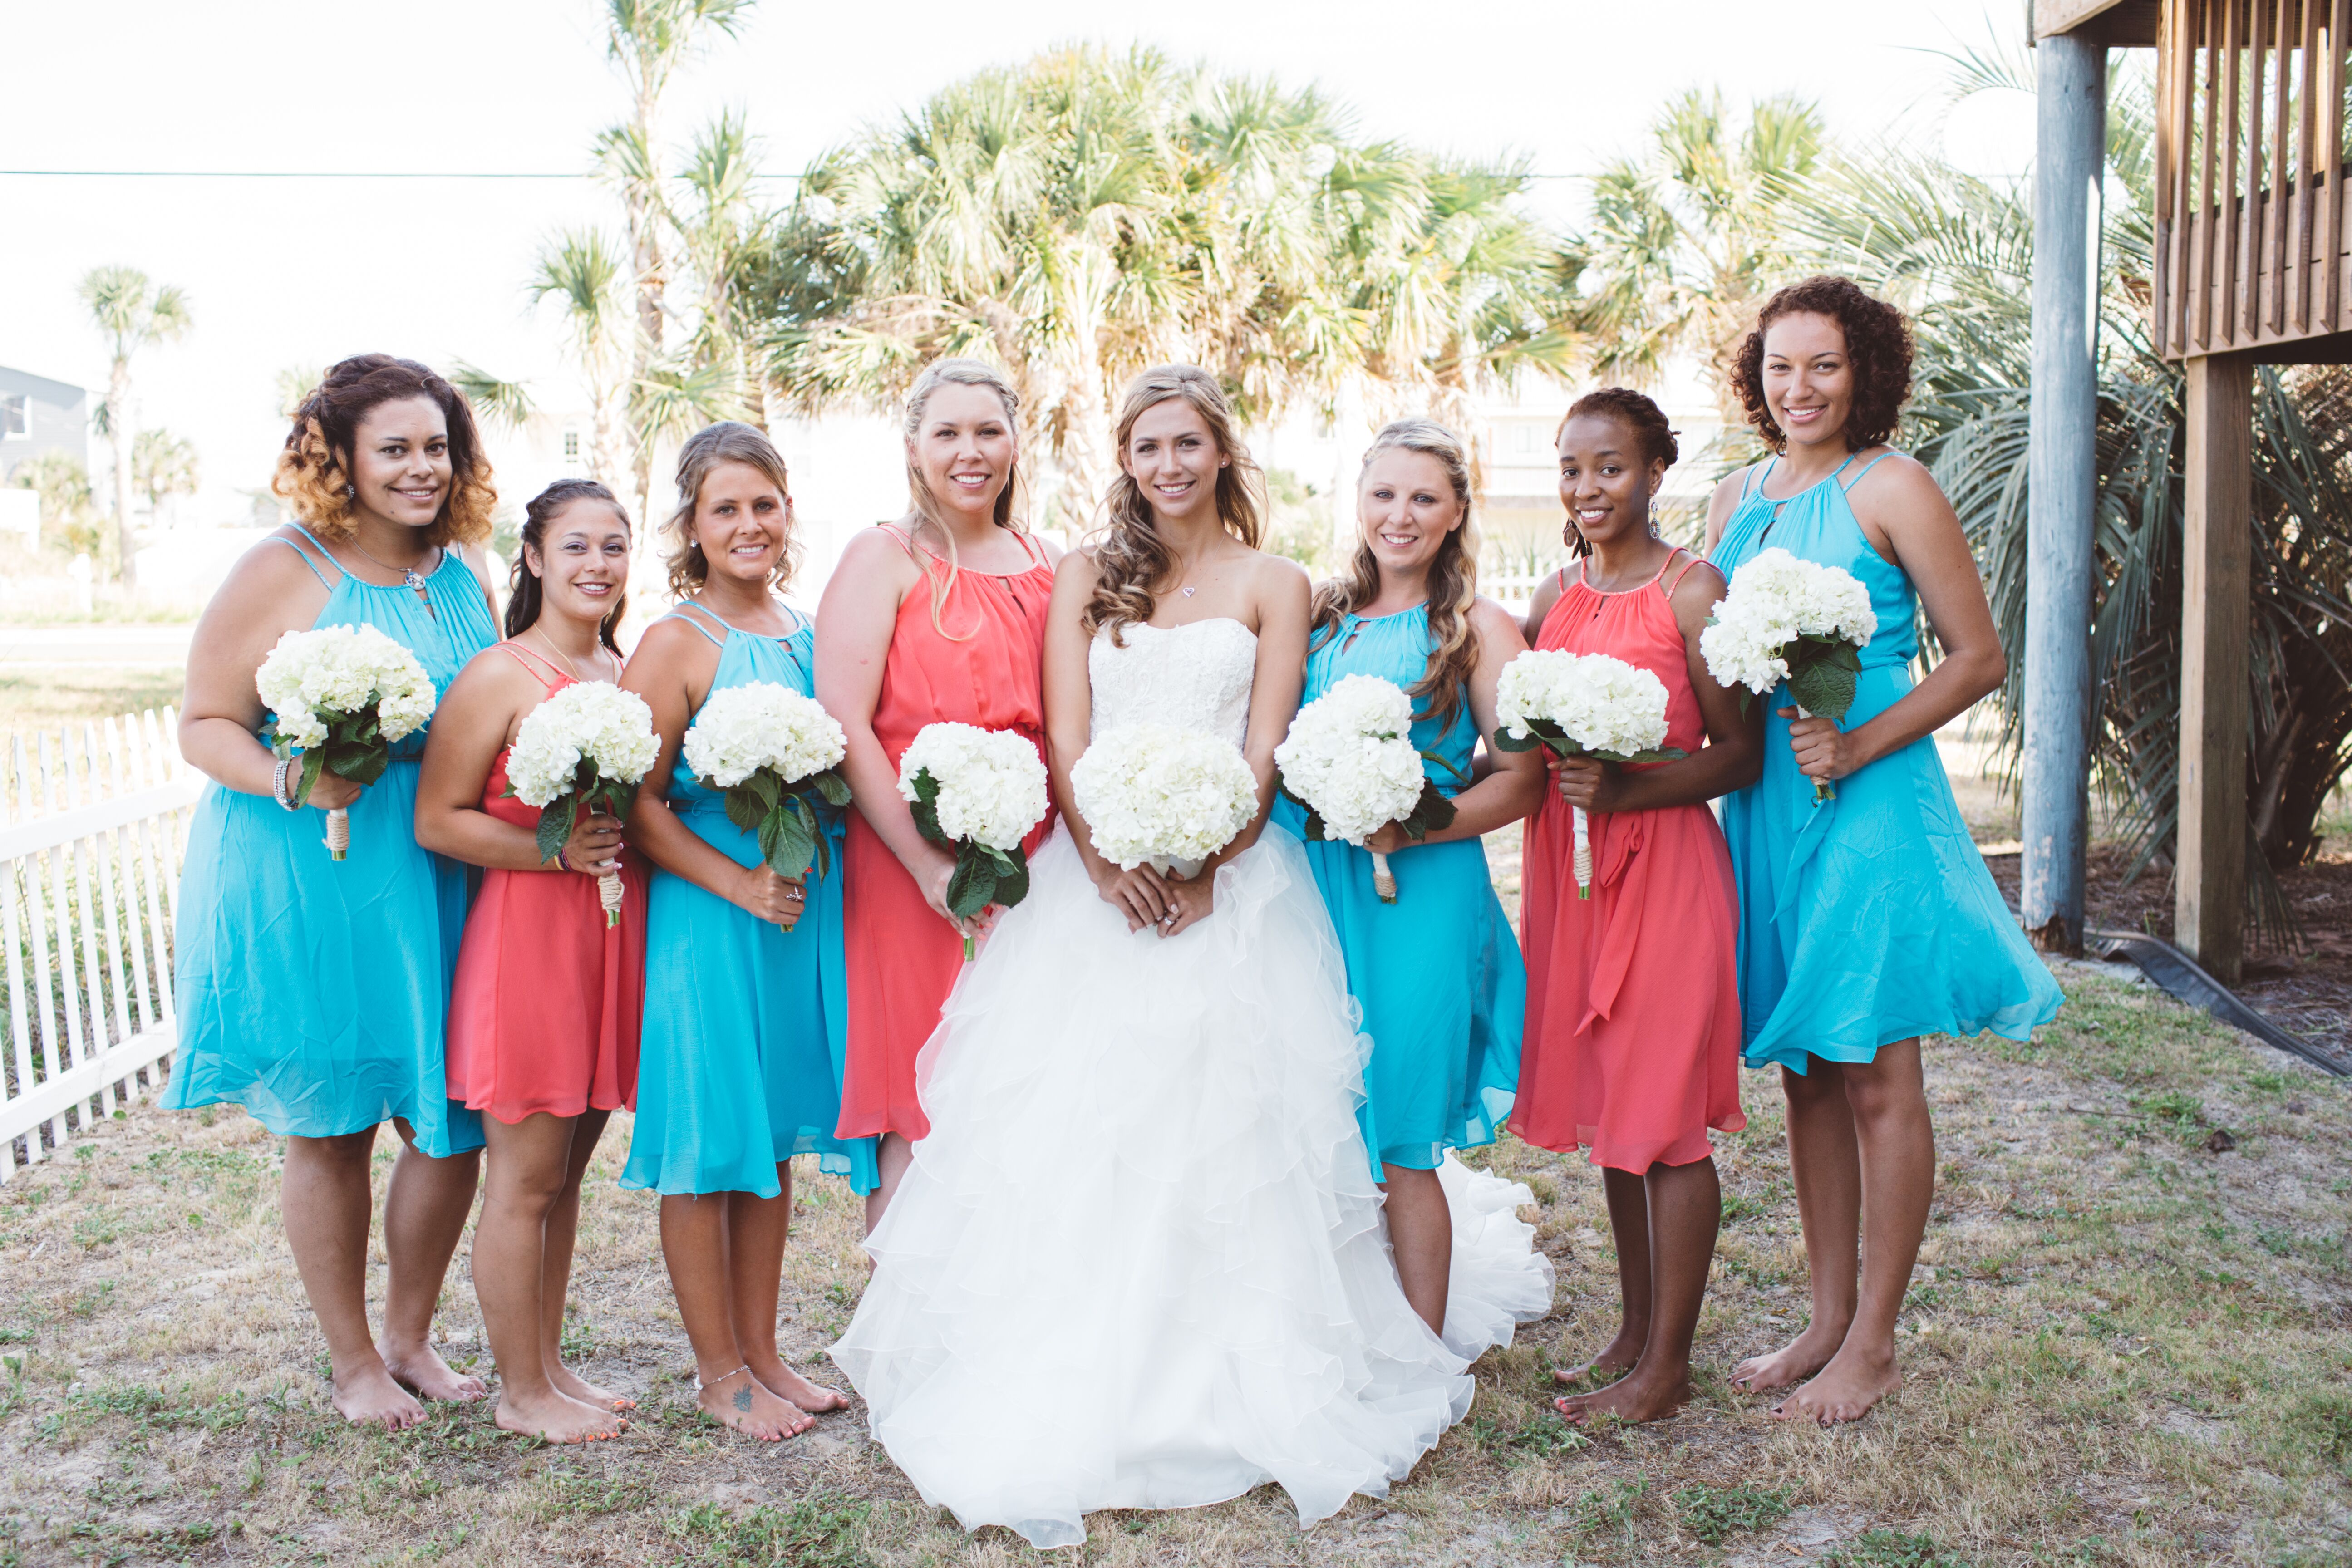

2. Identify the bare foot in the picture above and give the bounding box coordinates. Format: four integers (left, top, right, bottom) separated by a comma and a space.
332, 1361, 426, 1431
380, 1339, 487, 1402
1556, 1364, 1693, 1425
698, 1367, 815, 1441
1728, 1319, 1848, 1394
1553, 1327, 1646, 1388
1768, 1341, 1900, 1425
495, 1388, 627, 1444
548, 1361, 636, 1412
749, 1355, 851, 1415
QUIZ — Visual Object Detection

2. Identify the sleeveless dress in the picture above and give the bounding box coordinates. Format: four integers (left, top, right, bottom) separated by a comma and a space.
166, 527, 497, 1157
1274, 605, 1524, 1171
1712, 453, 2063, 1072
838, 525, 1054, 1143
443, 643, 648, 1124
620, 603, 877, 1198
1510, 553, 1745, 1169
832, 617, 1552, 1550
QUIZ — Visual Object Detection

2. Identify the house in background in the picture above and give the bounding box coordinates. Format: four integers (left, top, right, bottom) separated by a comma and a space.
0, 365, 93, 546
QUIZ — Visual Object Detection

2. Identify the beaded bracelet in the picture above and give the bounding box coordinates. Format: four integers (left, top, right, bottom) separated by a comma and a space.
271, 757, 297, 812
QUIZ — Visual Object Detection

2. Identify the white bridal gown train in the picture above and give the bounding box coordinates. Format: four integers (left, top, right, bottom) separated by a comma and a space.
831, 617, 1553, 1549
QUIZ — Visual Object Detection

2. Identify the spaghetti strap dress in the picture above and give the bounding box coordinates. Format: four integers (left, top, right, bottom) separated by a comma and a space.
1274, 605, 1523, 1171
1712, 453, 2063, 1072
1510, 552, 1744, 1169
166, 527, 498, 1157
839, 526, 1054, 1143
620, 603, 877, 1197
443, 643, 647, 1124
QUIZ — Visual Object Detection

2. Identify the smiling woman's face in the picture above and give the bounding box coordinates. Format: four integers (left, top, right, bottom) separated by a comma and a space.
1556, 413, 1662, 551
687, 459, 789, 584
913, 382, 1017, 521
1760, 311, 1855, 453
344, 396, 450, 531
1122, 396, 1224, 526
1357, 448, 1462, 576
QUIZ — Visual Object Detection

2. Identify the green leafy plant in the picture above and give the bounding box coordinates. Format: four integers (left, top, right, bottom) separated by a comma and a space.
904, 767, 1030, 944
714, 765, 851, 882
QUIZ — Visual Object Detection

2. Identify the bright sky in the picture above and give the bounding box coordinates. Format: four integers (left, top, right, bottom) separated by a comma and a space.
0, 0, 2037, 525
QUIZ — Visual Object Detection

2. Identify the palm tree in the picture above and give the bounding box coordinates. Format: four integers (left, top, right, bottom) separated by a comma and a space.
530, 229, 633, 489
131, 428, 199, 528
274, 364, 322, 421
446, 362, 535, 430
6, 451, 101, 558
79, 265, 192, 588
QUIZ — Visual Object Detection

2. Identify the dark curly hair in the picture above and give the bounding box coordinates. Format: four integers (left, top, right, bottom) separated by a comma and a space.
1730, 275, 1914, 452
1557, 387, 1680, 558
271, 354, 496, 547
507, 478, 630, 650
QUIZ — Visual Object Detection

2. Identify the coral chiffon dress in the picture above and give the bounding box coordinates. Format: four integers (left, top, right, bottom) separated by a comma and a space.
1511, 550, 1746, 1170
838, 525, 1054, 1143
443, 643, 647, 1124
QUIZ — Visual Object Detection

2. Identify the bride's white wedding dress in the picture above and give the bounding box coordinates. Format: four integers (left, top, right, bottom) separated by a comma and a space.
830, 617, 1552, 1549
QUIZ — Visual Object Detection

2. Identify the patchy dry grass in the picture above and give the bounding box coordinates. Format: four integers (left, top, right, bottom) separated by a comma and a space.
0, 967, 2346, 1566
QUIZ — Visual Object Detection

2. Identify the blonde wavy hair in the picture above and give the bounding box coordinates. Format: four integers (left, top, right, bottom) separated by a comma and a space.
271, 354, 495, 548
663, 422, 799, 600
1081, 365, 1264, 645
1310, 418, 1483, 733
900, 358, 1030, 639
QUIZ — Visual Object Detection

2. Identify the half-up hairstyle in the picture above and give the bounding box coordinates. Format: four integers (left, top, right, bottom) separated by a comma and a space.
271, 354, 496, 547
1730, 275, 1914, 452
1310, 418, 1482, 733
1082, 365, 1264, 645
1557, 387, 1681, 558
664, 422, 798, 600
507, 479, 630, 651
902, 358, 1029, 641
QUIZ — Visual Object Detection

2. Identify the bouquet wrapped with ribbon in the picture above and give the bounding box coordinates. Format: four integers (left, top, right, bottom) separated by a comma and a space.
503, 682, 661, 926
1070, 722, 1260, 883
1493, 649, 1683, 899
896, 722, 1051, 959
1699, 546, 1878, 802
681, 683, 853, 910
256, 624, 438, 860
1274, 673, 1458, 903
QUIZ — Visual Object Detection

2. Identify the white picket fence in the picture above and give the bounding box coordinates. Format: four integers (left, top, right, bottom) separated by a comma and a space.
0, 709, 200, 1180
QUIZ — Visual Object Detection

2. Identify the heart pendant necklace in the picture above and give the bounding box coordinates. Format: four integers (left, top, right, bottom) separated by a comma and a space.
1181, 585, 1197, 597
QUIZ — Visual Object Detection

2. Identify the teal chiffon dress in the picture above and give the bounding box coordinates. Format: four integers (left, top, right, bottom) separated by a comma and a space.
619, 603, 878, 1198
166, 528, 497, 1156
1712, 453, 2063, 1073
1275, 605, 1525, 1170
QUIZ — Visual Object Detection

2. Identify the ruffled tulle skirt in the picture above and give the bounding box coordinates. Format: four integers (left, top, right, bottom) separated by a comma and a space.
830, 824, 1551, 1548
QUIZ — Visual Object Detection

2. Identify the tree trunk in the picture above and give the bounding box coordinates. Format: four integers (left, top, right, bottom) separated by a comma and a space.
110, 359, 137, 590
1328, 374, 1371, 560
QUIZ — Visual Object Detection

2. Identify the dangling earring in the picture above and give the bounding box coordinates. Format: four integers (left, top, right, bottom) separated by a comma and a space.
341, 483, 355, 500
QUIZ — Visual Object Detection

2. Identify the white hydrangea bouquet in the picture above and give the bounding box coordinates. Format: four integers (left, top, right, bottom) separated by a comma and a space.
1274, 674, 1460, 904
256, 624, 438, 860
1493, 649, 1684, 899
896, 722, 1052, 959
682, 682, 853, 909
1071, 722, 1261, 886
503, 682, 661, 926
1699, 546, 1878, 801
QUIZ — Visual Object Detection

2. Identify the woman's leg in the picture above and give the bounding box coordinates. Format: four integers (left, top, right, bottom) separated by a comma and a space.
1558, 1166, 1653, 1383
734, 1162, 851, 1414
1731, 1060, 1861, 1392
1773, 1040, 1931, 1424
864, 1132, 914, 1234
281, 1127, 420, 1429
1380, 1164, 1453, 1338
378, 1121, 485, 1401
1560, 1156, 1720, 1422
474, 1113, 620, 1441
539, 1109, 631, 1411
658, 1191, 812, 1440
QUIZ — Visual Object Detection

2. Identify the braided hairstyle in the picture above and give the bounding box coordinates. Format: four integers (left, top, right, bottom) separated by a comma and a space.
1558, 387, 1680, 557
507, 478, 630, 650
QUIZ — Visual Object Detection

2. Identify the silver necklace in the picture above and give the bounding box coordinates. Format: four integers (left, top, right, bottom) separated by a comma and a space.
348, 535, 438, 612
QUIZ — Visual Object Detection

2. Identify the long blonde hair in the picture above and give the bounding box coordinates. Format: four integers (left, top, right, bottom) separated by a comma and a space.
1310, 418, 1483, 732
663, 422, 798, 599
1082, 365, 1265, 645
901, 358, 1029, 639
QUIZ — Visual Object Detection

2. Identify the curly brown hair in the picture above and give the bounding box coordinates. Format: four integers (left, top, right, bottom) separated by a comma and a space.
271, 355, 495, 547
1730, 275, 1914, 452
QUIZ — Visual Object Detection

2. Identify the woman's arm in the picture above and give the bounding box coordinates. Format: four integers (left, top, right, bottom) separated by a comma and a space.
812, 528, 964, 928
1042, 551, 1173, 932
178, 537, 360, 809
620, 619, 804, 929
1369, 598, 1544, 850
1520, 568, 1565, 649
1702, 465, 1754, 554
1784, 454, 2001, 783
413, 651, 620, 873
1557, 559, 1764, 813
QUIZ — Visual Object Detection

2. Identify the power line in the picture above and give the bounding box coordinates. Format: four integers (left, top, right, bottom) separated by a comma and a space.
0, 167, 1591, 181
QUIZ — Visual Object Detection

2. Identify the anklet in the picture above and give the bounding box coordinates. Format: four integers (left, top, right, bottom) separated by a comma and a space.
694, 1364, 750, 1391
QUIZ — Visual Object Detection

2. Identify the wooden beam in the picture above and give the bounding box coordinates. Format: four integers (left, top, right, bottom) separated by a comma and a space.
2036, 0, 2161, 43
2178, 351, 2254, 984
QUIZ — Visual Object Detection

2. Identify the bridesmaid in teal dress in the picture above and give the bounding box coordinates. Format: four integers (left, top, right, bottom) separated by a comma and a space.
168, 356, 501, 1429
621, 423, 871, 1445
1279, 418, 1546, 1339
1705, 278, 2062, 1425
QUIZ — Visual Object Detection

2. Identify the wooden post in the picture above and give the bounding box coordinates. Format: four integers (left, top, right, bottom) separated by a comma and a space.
2177, 350, 2253, 983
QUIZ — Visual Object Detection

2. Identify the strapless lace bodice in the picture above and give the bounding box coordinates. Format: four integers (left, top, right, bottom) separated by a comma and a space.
1088, 619, 1256, 747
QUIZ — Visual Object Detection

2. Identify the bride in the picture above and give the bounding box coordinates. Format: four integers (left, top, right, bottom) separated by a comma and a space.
830, 365, 1550, 1548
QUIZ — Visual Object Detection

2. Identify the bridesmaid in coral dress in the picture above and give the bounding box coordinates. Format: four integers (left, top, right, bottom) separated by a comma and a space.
416, 478, 646, 1443
1512, 388, 1761, 1425
816, 359, 1060, 1229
